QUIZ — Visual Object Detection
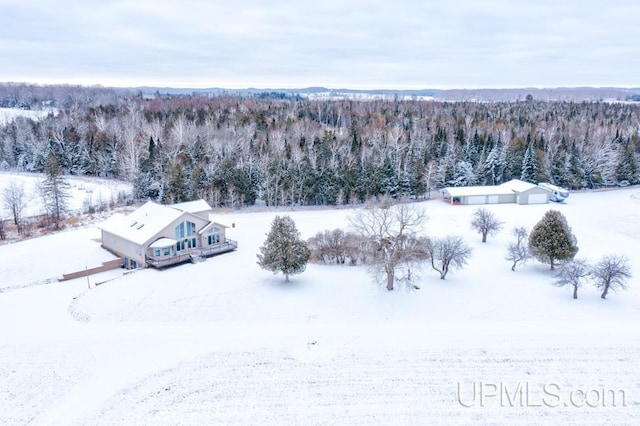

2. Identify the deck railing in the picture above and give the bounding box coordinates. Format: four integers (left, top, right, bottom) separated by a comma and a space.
146, 239, 237, 268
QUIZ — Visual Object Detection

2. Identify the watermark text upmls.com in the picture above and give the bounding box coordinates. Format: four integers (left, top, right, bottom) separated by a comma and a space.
457, 381, 627, 408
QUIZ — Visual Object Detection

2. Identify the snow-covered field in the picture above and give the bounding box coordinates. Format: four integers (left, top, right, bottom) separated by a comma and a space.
1, 188, 639, 425
0, 171, 132, 219
0, 107, 56, 126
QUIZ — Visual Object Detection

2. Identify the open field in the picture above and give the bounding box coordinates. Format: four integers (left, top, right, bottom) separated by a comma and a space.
1, 187, 639, 424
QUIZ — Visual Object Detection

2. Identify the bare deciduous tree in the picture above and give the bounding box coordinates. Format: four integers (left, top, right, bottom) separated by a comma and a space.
349, 198, 427, 290
555, 258, 590, 299
470, 208, 504, 243
2, 180, 29, 234
506, 227, 531, 271
426, 235, 472, 280
591, 255, 632, 299
307, 228, 366, 265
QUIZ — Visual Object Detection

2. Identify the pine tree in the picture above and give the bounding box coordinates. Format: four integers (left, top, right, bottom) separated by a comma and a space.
450, 160, 476, 187
41, 151, 70, 228
616, 140, 638, 184
550, 137, 568, 186
520, 142, 538, 183
528, 210, 578, 270
257, 215, 311, 282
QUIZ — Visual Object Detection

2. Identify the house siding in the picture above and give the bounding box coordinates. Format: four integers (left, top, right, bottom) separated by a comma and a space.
101, 230, 146, 267
458, 193, 516, 205
517, 187, 550, 205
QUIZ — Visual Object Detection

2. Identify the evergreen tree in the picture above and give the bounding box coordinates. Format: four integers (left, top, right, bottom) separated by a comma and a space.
483, 140, 506, 185
189, 164, 209, 201
41, 151, 70, 228
520, 142, 538, 183
616, 140, 638, 184
566, 142, 584, 189
163, 153, 191, 203
529, 210, 578, 270
257, 215, 311, 282
550, 138, 569, 186
450, 160, 476, 187
133, 171, 162, 201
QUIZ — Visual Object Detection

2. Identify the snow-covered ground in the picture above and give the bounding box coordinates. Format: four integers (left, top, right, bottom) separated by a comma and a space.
0, 107, 56, 126
0, 171, 132, 219
1, 188, 639, 425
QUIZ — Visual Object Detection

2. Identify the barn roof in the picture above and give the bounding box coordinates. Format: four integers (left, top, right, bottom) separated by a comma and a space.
443, 185, 513, 197
443, 179, 538, 197
499, 179, 538, 192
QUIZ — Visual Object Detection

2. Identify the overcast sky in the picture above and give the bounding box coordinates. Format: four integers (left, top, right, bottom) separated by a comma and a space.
1, 0, 639, 89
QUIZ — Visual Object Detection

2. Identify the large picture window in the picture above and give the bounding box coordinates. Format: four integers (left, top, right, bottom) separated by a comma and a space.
176, 221, 196, 239
175, 222, 185, 239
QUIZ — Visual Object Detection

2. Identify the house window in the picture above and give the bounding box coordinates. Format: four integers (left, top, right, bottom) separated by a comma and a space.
163, 247, 171, 256
187, 221, 196, 236
207, 234, 220, 245
154, 248, 161, 257
176, 238, 196, 251
175, 222, 185, 239
176, 221, 196, 239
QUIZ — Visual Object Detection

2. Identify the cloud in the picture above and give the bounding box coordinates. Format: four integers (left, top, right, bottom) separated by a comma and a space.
0, 0, 638, 88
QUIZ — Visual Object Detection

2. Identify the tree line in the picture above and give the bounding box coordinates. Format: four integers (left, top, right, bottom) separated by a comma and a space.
1, 87, 639, 209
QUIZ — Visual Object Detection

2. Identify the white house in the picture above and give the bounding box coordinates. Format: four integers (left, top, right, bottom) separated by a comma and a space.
442, 179, 550, 205
99, 200, 236, 269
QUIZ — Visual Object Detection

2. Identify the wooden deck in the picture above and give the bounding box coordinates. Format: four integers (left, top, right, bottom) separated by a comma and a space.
146, 239, 237, 268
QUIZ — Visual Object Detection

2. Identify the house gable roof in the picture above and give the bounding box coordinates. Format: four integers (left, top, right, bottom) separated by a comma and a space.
200, 220, 228, 234
170, 199, 212, 215
100, 201, 187, 246
100, 199, 232, 246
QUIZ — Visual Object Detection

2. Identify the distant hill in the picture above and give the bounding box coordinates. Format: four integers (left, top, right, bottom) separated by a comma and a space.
2, 82, 639, 105
133, 86, 640, 102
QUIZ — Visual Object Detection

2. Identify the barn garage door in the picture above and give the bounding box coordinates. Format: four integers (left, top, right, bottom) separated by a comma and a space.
527, 194, 548, 204
487, 195, 499, 204
467, 196, 486, 204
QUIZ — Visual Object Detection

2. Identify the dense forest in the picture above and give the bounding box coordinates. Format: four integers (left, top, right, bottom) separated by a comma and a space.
1, 84, 638, 207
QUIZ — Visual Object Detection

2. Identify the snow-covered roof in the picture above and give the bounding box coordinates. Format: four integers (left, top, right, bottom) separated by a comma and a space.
499, 179, 538, 192
200, 220, 228, 234
443, 179, 538, 197
149, 237, 178, 248
99, 201, 184, 246
443, 185, 514, 197
171, 199, 212, 214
